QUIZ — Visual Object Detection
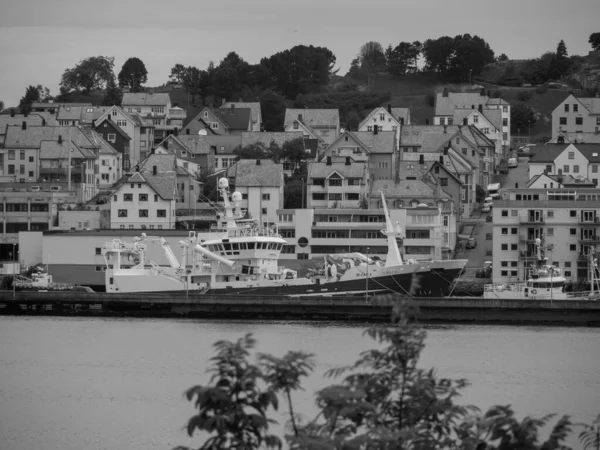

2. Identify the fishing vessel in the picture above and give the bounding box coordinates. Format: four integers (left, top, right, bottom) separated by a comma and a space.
483, 238, 600, 300
102, 178, 467, 297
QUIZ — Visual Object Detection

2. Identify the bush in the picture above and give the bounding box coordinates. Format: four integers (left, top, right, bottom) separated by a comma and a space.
517, 90, 532, 102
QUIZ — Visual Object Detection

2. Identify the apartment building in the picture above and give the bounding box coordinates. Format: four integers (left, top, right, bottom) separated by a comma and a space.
551, 93, 600, 141
491, 188, 600, 284
307, 157, 369, 209
528, 143, 600, 185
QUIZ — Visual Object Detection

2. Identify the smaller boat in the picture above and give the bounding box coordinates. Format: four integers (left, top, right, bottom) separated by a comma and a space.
483, 239, 600, 300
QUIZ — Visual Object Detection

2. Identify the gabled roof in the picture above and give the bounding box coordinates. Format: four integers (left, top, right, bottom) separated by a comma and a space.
123, 165, 176, 201
485, 98, 509, 106
358, 106, 409, 129
81, 129, 118, 155
528, 144, 571, 163
138, 153, 178, 174
3, 125, 98, 149
168, 134, 212, 155
285, 118, 322, 141
548, 132, 600, 145
527, 172, 596, 188
284, 108, 340, 129
56, 105, 111, 123
0, 114, 46, 133
435, 92, 490, 116
371, 179, 451, 200
31, 102, 92, 109
38, 140, 94, 159
205, 135, 242, 154
212, 107, 252, 130
398, 125, 454, 146
480, 108, 502, 131
351, 131, 395, 153
577, 97, 600, 115
222, 102, 262, 124
94, 118, 131, 140
227, 159, 283, 187
308, 160, 367, 179
571, 143, 600, 163
122, 93, 171, 107
464, 125, 495, 147
452, 108, 501, 131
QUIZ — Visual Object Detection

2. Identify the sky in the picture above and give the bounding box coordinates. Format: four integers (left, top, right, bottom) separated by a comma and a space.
1, 0, 599, 108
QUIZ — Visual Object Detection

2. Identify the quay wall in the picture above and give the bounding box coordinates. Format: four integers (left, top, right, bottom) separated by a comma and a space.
1, 291, 599, 325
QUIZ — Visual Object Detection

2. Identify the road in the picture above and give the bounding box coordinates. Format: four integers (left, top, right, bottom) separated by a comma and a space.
462, 156, 530, 270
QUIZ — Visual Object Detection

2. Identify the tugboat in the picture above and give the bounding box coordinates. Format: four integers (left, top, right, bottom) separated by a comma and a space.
102, 178, 467, 297
483, 238, 600, 300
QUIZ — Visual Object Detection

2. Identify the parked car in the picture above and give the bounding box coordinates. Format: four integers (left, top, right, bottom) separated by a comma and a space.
466, 238, 477, 249
508, 157, 518, 168
482, 204, 492, 213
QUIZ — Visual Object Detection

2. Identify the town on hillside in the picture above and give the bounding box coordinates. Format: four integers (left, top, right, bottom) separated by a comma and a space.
1, 36, 600, 295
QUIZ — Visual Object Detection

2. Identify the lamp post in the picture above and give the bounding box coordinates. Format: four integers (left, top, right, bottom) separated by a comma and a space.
365, 247, 370, 303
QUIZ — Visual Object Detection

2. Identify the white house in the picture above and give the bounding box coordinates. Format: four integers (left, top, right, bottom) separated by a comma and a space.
551, 93, 600, 141
110, 170, 176, 230
122, 93, 184, 144
358, 105, 410, 147
528, 143, 600, 186
307, 158, 370, 209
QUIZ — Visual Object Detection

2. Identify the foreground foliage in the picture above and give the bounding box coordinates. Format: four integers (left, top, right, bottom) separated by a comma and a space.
177, 296, 596, 450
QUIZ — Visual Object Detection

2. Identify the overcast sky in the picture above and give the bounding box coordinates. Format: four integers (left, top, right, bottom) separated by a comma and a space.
1, 0, 598, 108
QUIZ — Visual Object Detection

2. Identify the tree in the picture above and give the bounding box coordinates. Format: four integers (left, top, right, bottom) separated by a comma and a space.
511, 102, 536, 134
345, 110, 361, 131
19, 85, 41, 114
233, 142, 270, 160
386, 41, 421, 76
259, 89, 287, 131
169, 64, 208, 105
103, 76, 123, 106
118, 57, 148, 93
579, 414, 600, 450
497, 53, 509, 61
422, 36, 455, 73
60, 56, 115, 93
357, 41, 387, 72
0, 100, 4, 112
180, 297, 587, 450
589, 33, 600, 51
556, 39, 568, 59
548, 40, 572, 80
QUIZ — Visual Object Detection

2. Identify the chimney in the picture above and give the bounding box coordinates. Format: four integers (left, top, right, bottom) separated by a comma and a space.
10, 109, 15, 117
22, 121, 27, 130
425, 119, 429, 125
439, 155, 443, 164
443, 144, 449, 156
345, 156, 351, 165
387, 104, 392, 114
230, 104, 235, 114
42, 119, 46, 126
298, 114, 303, 122
152, 165, 157, 175
463, 118, 468, 125
478, 105, 483, 113
373, 125, 378, 135
442, 88, 448, 97
399, 117, 404, 125
419, 154, 424, 165
326, 156, 332, 165
174, 127, 178, 136
186, 129, 190, 135
480, 88, 486, 96
58, 135, 62, 144
256, 159, 261, 165
471, 104, 475, 109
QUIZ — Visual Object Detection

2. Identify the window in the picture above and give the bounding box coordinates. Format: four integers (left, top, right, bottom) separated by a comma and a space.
503, 106, 508, 113
157, 210, 166, 217
154, 195, 158, 202
564, 104, 570, 112
501, 244, 508, 250
20, 165, 25, 174
547, 210, 554, 218
501, 227, 508, 235
570, 210, 577, 217
107, 133, 116, 143
511, 228, 517, 234
502, 118, 508, 126
440, 118, 445, 125
503, 132, 508, 141
443, 216, 448, 226
378, 162, 388, 169
547, 228, 554, 236
565, 271, 572, 277
124, 193, 133, 201
570, 244, 577, 251
511, 244, 518, 250
114, 195, 117, 201
117, 120, 127, 127
95, 247, 102, 255
575, 117, 583, 125
502, 210, 508, 217
574, 165, 579, 173
440, 178, 448, 186
380, 113, 385, 121
8, 150, 15, 160
139, 194, 148, 201
29, 171, 33, 177
473, 115, 479, 124
262, 193, 270, 201
560, 117, 567, 125
20, 150, 25, 160
568, 152, 574, 159
118, 209, 127, 217
262, 208, 267, 214
28, 156, 34, 163
211, 122, 218, 130
563, 165, 569, 173
592, 165, 598, 173
501, 270, 508, 277
139, 209, 148, 217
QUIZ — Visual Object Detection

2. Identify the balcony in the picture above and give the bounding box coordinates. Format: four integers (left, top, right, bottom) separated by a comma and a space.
519, 215, 545, 224
579, 235, 600, 244
578, 215, 600, 224
519, 234, 543, 244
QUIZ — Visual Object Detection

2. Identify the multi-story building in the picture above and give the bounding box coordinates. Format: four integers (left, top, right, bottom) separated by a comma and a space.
527, 143, 600, 185
0, 111, 56, 142
94, 106, 154, 169
122, 93, 184, 144
155, 134, 212, 178
38, 138, 96, 185
491, 188, 600, 284
283, 108, 340, 148
206, 135, 242, 175
226, 159, 284, 228
56, 105, 111, 126
182, 105, 252, 136
551, 93, 600, 142
94, 117, 131, 164
110, 166, 176, 230
307, 157, 370, 209
434, 89, 510, 156
0, 182, 79, 251
358, 105, 410, 148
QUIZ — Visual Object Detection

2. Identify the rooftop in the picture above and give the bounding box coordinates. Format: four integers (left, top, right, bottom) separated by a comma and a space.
284, 108, 340, 129
122, 93, 171, 107
227, 159, 283, 187
308, 160, 368, 179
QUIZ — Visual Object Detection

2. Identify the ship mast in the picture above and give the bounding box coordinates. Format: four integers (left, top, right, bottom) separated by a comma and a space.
379, 191, 404, 267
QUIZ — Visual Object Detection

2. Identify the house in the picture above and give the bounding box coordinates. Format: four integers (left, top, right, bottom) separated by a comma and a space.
182, 105, 252, 136
528, 143, 600, 185
307, 157, 369, 210
56, 105, 111, 126
0, 111, 57, 142
322, 129, 396, 181
205, 135, 242, 175
241, 131, 319, 175
491, 188, 600, 284
226, 159, 284, 228
38, 139, 96, 186
434, 89, 510, 155
155, 134, 212, 177
358, 104, 410, 147
284, 108, 340, 148
223, 101, 263, 131
81, 129, 122, 188
30, 102, 92, 114
370, 179, 456, 260
526, 173, 597, 189
551, 93, 600, 141
110, 166, 177, 230
94, 117, 131, 161
94, 106, 154, 169
452, 107, 503, 159
121, 93, 183, 144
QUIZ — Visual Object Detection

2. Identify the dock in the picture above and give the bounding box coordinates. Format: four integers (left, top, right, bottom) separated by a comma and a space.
1, 291, 599, 325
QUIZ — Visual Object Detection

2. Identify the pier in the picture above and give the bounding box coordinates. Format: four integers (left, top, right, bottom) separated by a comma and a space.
1, 291, 599, 325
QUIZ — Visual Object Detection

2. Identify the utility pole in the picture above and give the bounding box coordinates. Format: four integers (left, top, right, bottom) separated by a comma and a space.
67, 126, 72, 192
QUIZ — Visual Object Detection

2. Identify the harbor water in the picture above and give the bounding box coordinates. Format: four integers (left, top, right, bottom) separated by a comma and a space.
1, 317, 599, 450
